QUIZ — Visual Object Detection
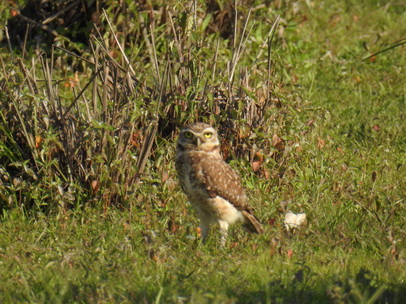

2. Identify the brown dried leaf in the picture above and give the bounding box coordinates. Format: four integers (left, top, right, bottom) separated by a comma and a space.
272, 134, 285, 151
317, 137, 325, 149
161, 171, 169, 183
220, 143, 230, 159
296, 144, 303, 152
130, 130, 143, 148
372, 171, 377, 182
238, 125, 250, 139
252, 161, 262, 173
35, 135, 43, 149
63, 71, 79, 88
254, 152, 264, 162
91, 180, 101, 192
306, 119, 315, 127
229, 242, 238, 249
268, 218, 276, 226
10, 9, 19, 17
168, 219, 179, 234
270, 238, 278, 257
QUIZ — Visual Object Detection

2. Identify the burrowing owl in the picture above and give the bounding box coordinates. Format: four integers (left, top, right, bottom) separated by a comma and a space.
175, 122, 264, 246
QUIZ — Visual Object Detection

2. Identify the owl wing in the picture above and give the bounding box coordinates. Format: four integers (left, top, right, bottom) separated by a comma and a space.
190, 153, 264, 234
190, 153, 248, 208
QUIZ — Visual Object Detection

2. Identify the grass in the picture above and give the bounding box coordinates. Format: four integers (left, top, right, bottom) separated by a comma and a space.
0, 0, 405, 303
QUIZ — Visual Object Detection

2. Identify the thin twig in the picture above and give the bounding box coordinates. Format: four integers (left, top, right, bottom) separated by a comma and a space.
211, 37, 220, 81
42, 0, 81, 25
135, 62, 169, 182
149, 24, 161, 85
167, 10, 186, 90
253, 15, 280, 64
362, 38, 406, 61
16, 58, 38, 95
140, 14, 161, 84
102, 9, 136, 76
229, 9, 253, 84
53, 45, 95, 65
63, 68, 102, 118
22, 23, 29, 59
345, 192, 384, 227
89, 41, 100, 115
4, 27, 13, 57
40, 55, 54, 104
17, 13, 59, 37
266, 16, 280, 106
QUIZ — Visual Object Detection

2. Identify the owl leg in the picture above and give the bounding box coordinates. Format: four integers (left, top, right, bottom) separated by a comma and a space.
218, 220, 229, 247
199, 221, 210, 242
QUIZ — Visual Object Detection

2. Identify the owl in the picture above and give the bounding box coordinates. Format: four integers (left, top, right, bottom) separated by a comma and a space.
175, 122, 264, 246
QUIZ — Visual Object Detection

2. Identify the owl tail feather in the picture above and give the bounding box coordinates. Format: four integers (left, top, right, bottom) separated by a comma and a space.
242, 211, 264, 234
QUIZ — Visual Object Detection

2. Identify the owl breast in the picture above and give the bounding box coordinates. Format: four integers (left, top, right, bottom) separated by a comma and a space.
175, 149, 246, 223
175, 150, 209, 200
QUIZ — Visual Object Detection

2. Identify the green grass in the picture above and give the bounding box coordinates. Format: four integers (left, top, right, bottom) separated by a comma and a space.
0, 0, 405, 303
0, 206, 404, 303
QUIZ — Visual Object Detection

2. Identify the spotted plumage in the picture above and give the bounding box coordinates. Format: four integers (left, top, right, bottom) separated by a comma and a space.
175, 122, 264, 245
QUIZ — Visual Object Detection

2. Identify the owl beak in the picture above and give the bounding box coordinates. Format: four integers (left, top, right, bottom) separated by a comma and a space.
196, 137, 201, 146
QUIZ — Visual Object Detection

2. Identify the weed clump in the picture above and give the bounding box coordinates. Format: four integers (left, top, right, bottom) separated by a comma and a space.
1, 2, 291, 212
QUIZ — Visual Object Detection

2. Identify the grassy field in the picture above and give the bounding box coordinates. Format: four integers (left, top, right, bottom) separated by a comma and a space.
0, 0, 405, 303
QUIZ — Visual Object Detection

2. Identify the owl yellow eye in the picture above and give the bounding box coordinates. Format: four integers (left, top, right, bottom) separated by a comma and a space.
184, 132, 193, 139
204, 132, 212, 139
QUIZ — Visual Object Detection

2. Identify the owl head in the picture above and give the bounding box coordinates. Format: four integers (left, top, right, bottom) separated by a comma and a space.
177, 122, 220, 152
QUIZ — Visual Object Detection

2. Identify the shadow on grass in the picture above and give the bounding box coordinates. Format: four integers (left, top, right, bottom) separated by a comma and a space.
227, 276, 406, 304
